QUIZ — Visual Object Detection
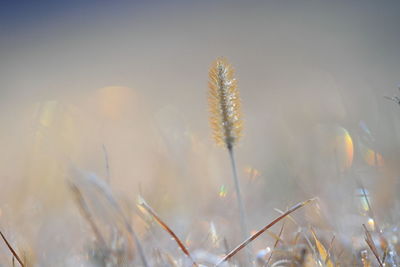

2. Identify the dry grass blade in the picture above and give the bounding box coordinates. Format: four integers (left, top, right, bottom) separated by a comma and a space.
264, 220, 286, 266
363, 224, 383, 267
223, 238, 230, 255
69, 182, 107, 247
310, 228, 334, 267
0, 230, 24, 267
325, 235, 335, 265
215, 198, 315, 266
274, 208, 316, 258
138, 196, 198, 266
265, 230, 285, 245
102, 144, 111, 183
381, 246, 389, 265
70, 171, 149, 267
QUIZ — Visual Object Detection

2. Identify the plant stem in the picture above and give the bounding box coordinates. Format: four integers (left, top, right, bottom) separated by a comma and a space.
125, 222, 149, 267
102, 144, 111, 183
228, 145, 251, 264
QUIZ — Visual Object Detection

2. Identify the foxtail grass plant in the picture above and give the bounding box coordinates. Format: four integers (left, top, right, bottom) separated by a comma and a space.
208, 57, 248, 247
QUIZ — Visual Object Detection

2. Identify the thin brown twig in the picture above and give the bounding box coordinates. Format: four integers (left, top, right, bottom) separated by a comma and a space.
0, 230, 24, 267
138, 196, 198, 266
215, 198, 315, 266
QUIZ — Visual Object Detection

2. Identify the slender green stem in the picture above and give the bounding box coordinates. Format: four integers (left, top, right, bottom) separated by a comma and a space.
228, 146, 251, 264
228, 147, 247, 238
102, 144, 111, 183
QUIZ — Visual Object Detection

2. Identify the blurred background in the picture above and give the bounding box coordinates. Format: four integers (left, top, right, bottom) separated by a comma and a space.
0, 0, 400, 265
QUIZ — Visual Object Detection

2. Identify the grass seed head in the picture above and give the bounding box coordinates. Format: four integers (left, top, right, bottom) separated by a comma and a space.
208, 57, 243, 149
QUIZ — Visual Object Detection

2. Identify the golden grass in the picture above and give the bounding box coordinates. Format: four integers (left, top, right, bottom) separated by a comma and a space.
208, 57, 243, 149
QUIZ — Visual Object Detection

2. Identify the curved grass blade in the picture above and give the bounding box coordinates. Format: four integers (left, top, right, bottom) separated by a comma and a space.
215, 198, 315, 266
138, 196, 198, 266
